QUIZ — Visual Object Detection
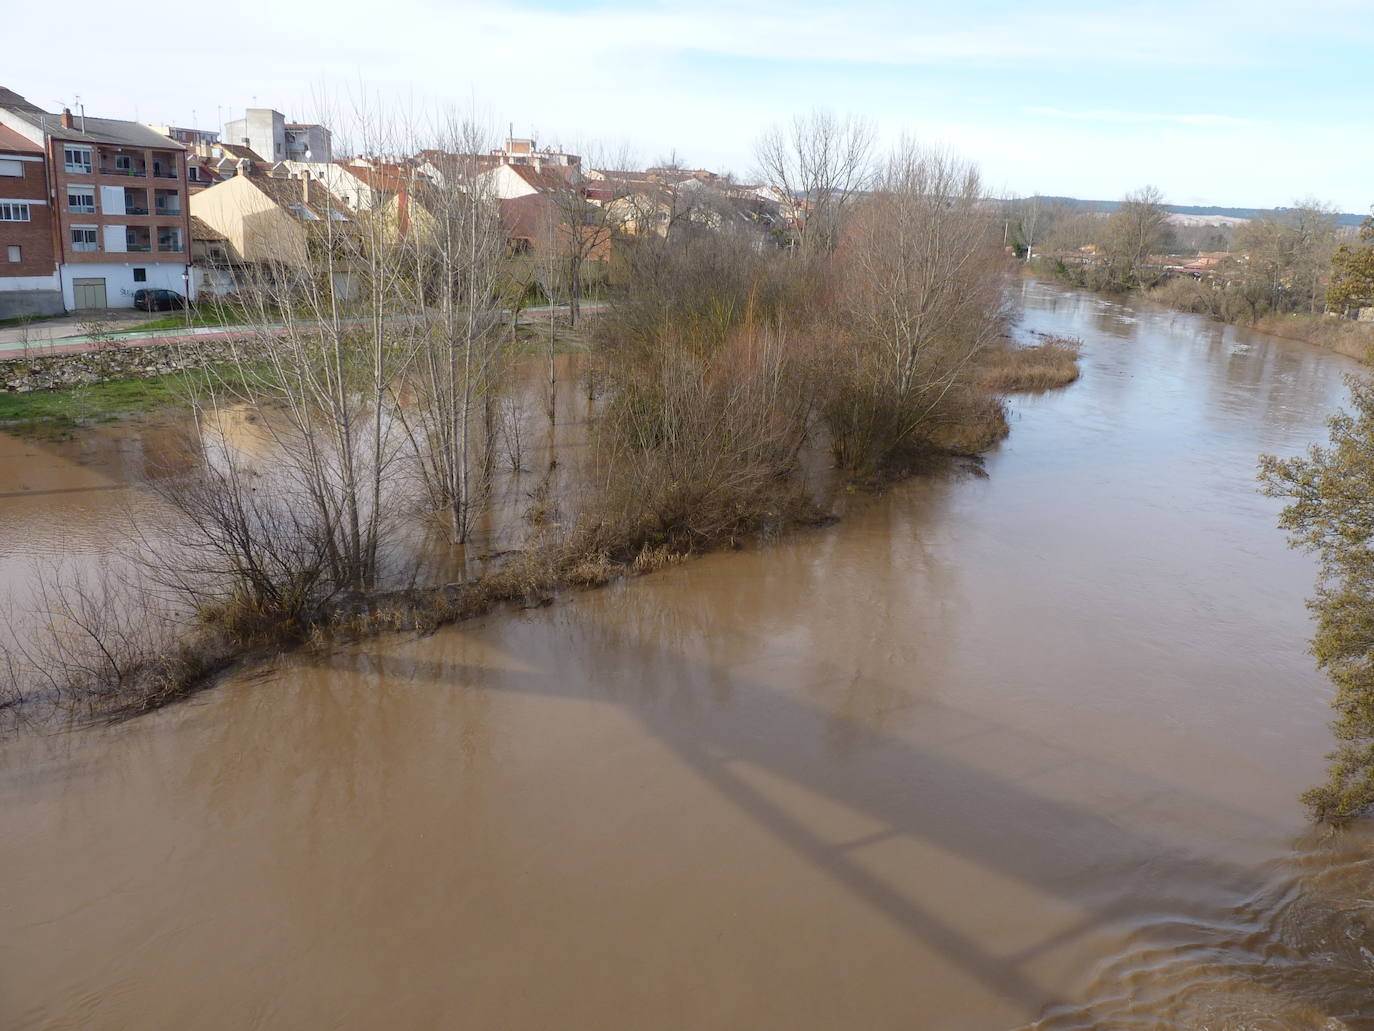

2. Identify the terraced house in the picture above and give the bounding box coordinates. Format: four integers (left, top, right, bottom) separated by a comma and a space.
0, 88, 194, 310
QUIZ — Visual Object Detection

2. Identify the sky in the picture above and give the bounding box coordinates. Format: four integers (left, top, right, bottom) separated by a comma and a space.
8, 0, 1373, 211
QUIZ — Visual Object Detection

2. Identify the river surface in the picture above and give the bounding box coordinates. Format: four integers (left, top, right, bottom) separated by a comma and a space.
2, 281, 1372, 1029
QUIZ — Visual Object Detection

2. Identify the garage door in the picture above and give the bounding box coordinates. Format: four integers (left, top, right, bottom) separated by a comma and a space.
72, 278, 107, 309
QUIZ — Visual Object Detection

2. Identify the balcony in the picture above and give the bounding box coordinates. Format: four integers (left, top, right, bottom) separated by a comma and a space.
126, 227, 152, 253
154, 190, 181, 216
156, 227, 184, 253
101, 164, 146, 178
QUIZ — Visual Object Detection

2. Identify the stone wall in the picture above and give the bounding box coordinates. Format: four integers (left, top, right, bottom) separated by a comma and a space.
1, 340, 248, 393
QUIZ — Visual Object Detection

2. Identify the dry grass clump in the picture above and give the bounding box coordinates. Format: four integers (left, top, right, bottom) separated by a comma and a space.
923, 388, 1010, 455
975, 334, 1082, 392
563, 552, 622, 588
1252, 313, 1374, 363
631, 544, 690, 575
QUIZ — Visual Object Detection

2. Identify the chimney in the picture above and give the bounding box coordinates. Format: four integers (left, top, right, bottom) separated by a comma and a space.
300, 169, 311, 204
61, 108, 74, 129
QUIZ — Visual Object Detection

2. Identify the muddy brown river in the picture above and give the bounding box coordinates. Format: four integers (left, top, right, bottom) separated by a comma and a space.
2, 281, 1373, 1029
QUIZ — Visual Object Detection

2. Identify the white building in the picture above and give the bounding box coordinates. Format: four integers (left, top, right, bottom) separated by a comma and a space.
223, 109, 331, 165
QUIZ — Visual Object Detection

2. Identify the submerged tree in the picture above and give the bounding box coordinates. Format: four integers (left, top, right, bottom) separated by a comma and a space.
1260, 375, 1374, 822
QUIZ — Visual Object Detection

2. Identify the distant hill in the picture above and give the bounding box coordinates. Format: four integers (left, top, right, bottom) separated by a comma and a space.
1034, 196, 1366, 228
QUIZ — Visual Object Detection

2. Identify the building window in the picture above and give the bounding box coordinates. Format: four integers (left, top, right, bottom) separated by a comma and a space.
188, 166, 201, 182
67, 187, 96, 213
0, 201, 31, 221
114, 154, 133, 171
6, 245, 19, 263
133, 267, 146, 282
64, 146, 93, 174
0, 159, 22, 177
71, 226, 98, 252
157, 226, 183, 252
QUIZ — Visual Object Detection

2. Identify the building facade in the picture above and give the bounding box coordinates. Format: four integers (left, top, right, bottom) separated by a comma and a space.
224, 109, 331, 165
0, 123, 61, 317
0, 89, 194, 310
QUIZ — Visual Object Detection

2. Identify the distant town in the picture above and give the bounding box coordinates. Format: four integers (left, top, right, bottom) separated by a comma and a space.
0, 87, 796, 319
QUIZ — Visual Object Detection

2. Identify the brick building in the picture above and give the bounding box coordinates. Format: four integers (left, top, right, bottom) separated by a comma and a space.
0, 122, 61, 317
0, 88, 194, 310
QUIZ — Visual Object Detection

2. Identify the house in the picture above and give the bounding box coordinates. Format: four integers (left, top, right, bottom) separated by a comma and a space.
0, 122, 61, 317
223, 108, 332, 165
277, 158, 429, 212
190, 166, 351, 271
471, 161, 578, 201
417, 138, 579, 188
0, 88, 193, 310
189, 215, 237, 299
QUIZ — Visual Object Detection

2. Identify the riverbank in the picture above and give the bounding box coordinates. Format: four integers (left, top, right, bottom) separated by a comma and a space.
1029, 265, 1374, 364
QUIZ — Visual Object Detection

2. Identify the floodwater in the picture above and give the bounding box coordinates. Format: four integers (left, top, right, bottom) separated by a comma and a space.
2, 281, 1373, 1029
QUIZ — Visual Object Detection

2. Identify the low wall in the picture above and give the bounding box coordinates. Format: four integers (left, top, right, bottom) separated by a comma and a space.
0, 291, 65, 320
1, 340, 244, 393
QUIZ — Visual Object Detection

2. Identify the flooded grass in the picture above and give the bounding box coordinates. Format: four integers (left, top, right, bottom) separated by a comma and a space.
0, 364, 256, 434
975, 334, 1083, 392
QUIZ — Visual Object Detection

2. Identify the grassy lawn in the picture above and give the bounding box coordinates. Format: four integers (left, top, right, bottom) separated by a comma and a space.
128, 302, 270, 333
0, 365, 254, 436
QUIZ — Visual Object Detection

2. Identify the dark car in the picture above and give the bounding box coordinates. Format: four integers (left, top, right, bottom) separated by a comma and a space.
133, 288, 186, 312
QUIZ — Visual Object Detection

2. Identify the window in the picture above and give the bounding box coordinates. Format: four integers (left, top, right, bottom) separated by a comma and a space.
67, 187, 95, 213
0, 159, 22, 177
114, 154, 133, 171
71, 225, 98, 252
157, 226, 182, 251
6, 245, 20, 263
188, 166, 201, 182
133, 267, 146, 282
64, 146, 92, 174
0, 201, 31, 221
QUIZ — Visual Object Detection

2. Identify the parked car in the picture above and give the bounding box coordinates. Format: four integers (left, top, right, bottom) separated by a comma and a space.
133, 288, 186, 312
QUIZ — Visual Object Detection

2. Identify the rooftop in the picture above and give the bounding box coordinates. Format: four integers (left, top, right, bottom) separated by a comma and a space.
0, 122, 42, 155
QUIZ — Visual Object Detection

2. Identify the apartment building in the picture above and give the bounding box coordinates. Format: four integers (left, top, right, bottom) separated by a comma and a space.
0, 123, 61, 317
0, 88, 195, 310
223, 108, 332, 164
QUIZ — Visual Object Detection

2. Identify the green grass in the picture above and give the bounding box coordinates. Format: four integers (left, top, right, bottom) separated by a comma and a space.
0, 364, 255, 435
0, 313, 62, 328
128, 302, 269, 333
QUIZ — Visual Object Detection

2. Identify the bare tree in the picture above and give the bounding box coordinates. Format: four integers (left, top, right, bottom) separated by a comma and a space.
754, 109, 875, 255
386, 117, 508, 544
824, 142, 1009, 473
1103, 185, 1171, 287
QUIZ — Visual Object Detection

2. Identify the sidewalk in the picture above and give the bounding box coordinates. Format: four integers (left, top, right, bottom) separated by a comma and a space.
0, 301, 607, 358
0, 320, 261, 357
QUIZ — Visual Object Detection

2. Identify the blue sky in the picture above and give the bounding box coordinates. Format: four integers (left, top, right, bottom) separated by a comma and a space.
10, 0, 1372, 210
